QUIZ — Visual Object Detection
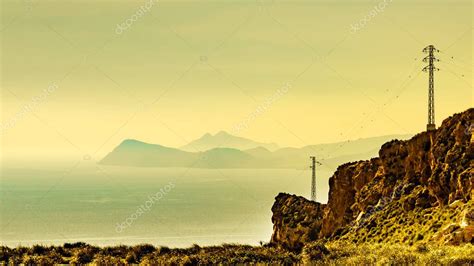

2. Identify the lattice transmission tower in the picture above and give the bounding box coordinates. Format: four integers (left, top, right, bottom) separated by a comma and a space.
422, 45, 440, 131
309, 156, 322, 201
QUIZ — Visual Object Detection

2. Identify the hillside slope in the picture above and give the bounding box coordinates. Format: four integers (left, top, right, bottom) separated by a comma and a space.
271, 108, 473, 250
100, 139, 198, 167
100, 140, 253, 168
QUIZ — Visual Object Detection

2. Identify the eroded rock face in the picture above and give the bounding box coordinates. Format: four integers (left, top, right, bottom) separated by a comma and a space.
320, 159, 381, 238
429, 110, 473, 205
271, 109, 473, 249
270, 193, 325, 251
434, 202, 474, 245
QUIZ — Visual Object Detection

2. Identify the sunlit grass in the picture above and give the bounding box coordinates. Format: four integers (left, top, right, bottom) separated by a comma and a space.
310, 241, 474, 265
1, 241, 473, 265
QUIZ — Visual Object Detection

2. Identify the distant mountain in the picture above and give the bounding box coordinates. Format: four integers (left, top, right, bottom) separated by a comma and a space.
100, 139, 197, 167
257, 134, 413, 169
180, 131, 279, 152
195, 148, 254, 168
100, 139, 254, 168
100, 134, 413, 169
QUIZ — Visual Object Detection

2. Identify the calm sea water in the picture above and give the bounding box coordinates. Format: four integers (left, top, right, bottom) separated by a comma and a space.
0, 162, 333, 247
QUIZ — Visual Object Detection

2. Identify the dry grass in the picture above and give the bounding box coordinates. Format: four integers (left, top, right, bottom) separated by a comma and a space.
1, 241, 473, 265
0, 243, 298, 265
338, 198, 473, 246
307, 241, 474, 265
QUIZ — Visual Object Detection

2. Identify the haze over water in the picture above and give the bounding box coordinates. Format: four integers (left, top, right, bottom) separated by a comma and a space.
1, 0, 471, 251
0, 162, 332, 247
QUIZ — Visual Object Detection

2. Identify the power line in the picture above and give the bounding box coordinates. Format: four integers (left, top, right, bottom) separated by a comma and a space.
440, 63, 472, 90
439, 50, 473, 68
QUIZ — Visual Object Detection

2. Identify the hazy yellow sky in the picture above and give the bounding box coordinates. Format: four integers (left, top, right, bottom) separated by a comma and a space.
1, 0, 472, 161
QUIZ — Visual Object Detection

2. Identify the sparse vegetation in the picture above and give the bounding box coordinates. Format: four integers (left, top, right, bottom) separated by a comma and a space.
1, 241, 472, 265
315, 241, 474, 265
338, 198, 473, 246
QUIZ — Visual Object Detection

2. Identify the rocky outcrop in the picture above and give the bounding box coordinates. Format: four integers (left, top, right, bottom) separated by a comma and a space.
320, 158, 382, 237
434, 202, 474, 245
270, 193, 325, 251
271, 108, 473, 249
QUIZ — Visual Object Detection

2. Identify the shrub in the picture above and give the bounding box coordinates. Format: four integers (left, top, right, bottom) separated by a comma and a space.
1, 241, 473, 264
158, 246, 170, 254
302, 242, 330, 262
64, 242, 88, 249
73, 247, 97, 264
30, 245, 48, 255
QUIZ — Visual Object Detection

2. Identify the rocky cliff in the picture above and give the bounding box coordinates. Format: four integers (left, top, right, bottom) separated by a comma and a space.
271, 194, 326, 251
271, 108, 473, 249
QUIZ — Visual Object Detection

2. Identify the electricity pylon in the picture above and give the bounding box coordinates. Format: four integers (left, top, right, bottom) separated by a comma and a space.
310, 156, 322, 201
422, 45, 440, 131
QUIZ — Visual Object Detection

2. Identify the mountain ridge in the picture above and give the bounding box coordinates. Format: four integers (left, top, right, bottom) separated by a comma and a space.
180, 131, 279, 152
100, 134, 413, 169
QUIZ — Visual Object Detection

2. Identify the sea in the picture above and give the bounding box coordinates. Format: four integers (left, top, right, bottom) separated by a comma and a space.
0, 161, 333, 248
